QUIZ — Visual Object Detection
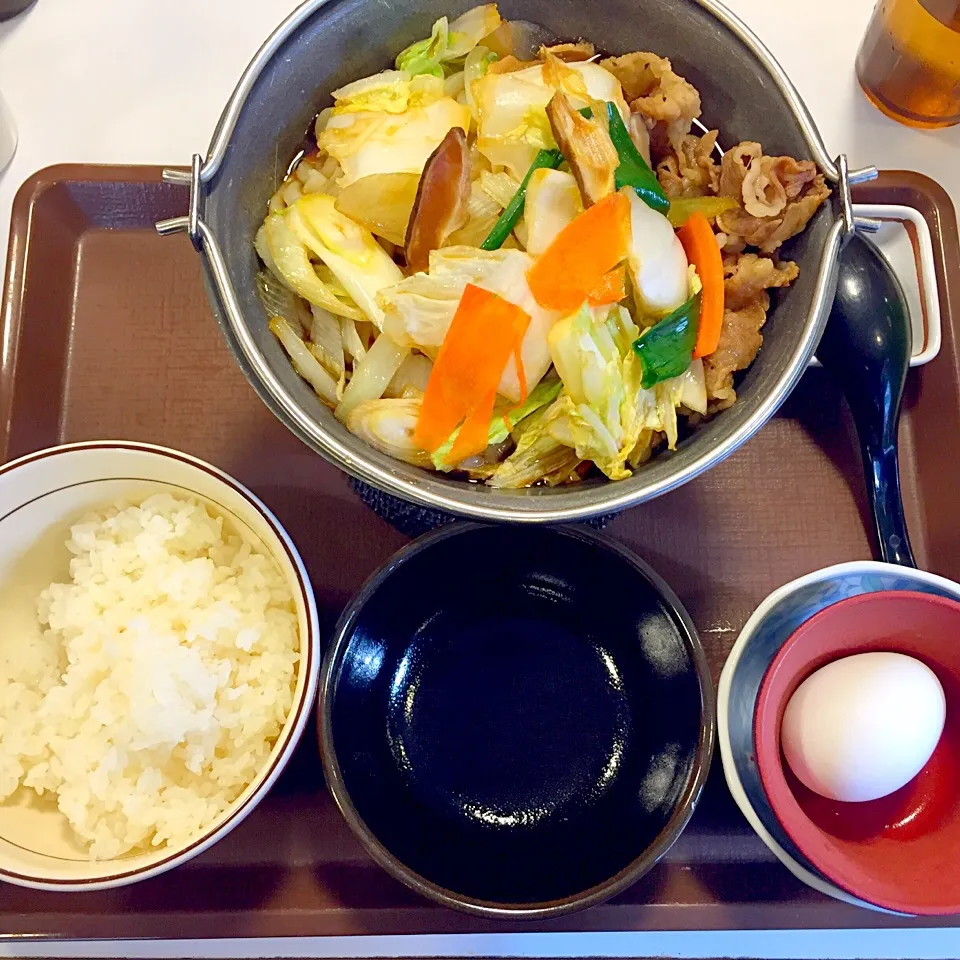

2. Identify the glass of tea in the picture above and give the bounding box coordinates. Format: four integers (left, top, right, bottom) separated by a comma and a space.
856, 0, 960, 128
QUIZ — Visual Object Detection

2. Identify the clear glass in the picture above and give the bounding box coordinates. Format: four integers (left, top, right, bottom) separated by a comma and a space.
856, 0, 960, 128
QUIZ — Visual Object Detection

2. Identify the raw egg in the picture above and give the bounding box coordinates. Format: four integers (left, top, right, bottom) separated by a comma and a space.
780, 651, 945, 802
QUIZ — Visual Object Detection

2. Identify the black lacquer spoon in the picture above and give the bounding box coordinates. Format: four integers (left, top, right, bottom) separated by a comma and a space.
817, 232, 916, 567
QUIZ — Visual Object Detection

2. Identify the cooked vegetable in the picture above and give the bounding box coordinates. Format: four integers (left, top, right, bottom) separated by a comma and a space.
480, 149, 562, 250
445, 176, 502, 246
335, 332, 408, 421
488, 400, 582, 488
385, 352, 434, 398
474, 60, 627, 178
463, 45, 498, 120
344, 398, 434, 467
340, 316, 367, 363
405, 127, 472, 273
447, 212, 500, 247
547, 302, 701, 473
546, 305, 650, 480
286, 194, 404, 328
445, 4, 503, 57
586, 264, 626, 306
444, 71, 466, 99
546, 93, 618, 205
414, 284, 531, 461
309, 304, 346, 381
255, 7, 818, 487
447, 385, 499, 465
259, 214, 364, 320
482, 19, 516, 59
256, 269, 309, 329
539, 41, 596, 63
677, 211, 724, 358
626, 112, 652, 167
526, 191, 631, 312
479, 170, 522, 209
269, 316, 340, 406
632, 293, 700, 388
396, 17, 449, 78
380, 246, 561, 402
319, 72, 471, 187
396, 5, 502, 77
623, 187, 690, 317
605, 101, 670, 213
431, 374, 562, 469
523, 167, 583, 256
334, 173, 420, 245
653, 359, 707, 447
675, 357, 707, 415
540, 50, 592, 97
666, 195, 738, 228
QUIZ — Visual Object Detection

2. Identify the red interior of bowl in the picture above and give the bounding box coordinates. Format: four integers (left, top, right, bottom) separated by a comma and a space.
754, 590, 960, 915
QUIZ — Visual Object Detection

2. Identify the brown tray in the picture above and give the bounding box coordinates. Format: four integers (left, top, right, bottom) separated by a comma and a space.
0, 165, 958, 940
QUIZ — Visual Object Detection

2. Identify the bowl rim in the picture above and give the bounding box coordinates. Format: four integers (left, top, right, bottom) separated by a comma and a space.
191, 0, 847, 522
716, 560, 960, 916
752, 587, 960, 916
0, 440, 322, 891
317, 522, 716, 919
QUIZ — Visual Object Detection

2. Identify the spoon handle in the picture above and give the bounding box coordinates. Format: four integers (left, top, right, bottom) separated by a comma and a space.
852, 404, 916, 568
819, 234, 917, 569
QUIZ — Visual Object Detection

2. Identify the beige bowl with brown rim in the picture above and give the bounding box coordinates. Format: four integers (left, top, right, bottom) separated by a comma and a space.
0, 441, 320, 890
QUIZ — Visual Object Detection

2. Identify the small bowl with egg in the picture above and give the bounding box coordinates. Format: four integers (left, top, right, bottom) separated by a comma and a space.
0, 440, 320, 890
718, 560, 960, 913
753, 589, 960, 915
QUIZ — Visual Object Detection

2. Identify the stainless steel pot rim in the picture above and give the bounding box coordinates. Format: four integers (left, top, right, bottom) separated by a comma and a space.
168, 0, 873, 188
157, 0, 877, 522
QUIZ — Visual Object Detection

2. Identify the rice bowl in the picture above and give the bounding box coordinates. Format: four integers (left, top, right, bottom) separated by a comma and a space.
0, 494, 300, 860
0, 442, 320, 890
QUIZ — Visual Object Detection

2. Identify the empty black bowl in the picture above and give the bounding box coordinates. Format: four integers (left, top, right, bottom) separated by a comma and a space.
319, 524, 714, 918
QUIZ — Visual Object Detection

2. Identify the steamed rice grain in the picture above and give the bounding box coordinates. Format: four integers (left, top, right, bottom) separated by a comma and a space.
0, 494, 300, 859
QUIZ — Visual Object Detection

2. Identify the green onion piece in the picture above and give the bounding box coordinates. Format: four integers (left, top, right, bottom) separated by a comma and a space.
605, 102, 670, 214
632, 294, 701, 388
480, 149, 564, 251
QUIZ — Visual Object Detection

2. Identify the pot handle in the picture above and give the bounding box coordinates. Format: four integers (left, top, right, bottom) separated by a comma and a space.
156, 154, 206, 252
156, 154, 245, 338
155, 155, 266, 393
837, 154, 881, 236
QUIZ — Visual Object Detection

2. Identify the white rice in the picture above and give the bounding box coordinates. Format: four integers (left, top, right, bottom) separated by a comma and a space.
0, 493, 300, 860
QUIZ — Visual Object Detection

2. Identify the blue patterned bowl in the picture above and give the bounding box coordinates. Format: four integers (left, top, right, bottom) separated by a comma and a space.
718, 560, 960, 913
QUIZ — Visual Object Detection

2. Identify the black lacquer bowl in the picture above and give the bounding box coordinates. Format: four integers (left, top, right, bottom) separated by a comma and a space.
318, 525, 715, 918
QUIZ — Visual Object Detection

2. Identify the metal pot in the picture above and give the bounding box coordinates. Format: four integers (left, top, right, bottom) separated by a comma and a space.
158, 0, 874, 522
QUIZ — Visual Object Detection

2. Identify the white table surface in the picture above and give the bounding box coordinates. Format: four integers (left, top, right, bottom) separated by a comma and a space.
0, 1, 959, 956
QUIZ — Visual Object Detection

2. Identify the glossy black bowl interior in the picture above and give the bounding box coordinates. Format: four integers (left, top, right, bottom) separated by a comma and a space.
320, 525, 714, 917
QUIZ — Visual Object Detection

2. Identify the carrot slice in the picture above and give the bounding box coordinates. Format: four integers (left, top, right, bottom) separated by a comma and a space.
586, 264, 626, 306
513, 338, 528, 403
446, 387, 498, 465
414, 284, 531, 458
677, 211, 724, 359
526, 192, 631, 312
